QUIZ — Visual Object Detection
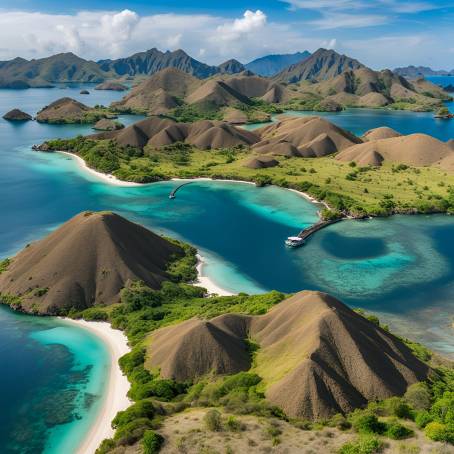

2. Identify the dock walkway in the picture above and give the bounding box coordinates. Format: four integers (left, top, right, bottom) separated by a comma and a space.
297, 218, 341, 241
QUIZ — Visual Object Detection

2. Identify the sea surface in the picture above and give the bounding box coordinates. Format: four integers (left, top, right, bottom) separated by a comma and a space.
0, 305, 110, 454
1, 85, 454, 452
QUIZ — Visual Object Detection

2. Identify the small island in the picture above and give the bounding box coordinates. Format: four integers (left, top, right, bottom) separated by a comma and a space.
95, 81, 128, 91
3, 109, 32, 121
36, 97, 116, 125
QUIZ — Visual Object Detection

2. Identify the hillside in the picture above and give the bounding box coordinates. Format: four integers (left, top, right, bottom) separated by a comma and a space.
252, 116, 361, 157
35, 97, 110, 124
111, 68, 201, 114
93, 116, 259, 150
245, 51, 311, 77
0, 211, 183, 314
292, 68, 450, 111
146, 290, 429, 419
273, 48, 364, 84
98, 48, 220, 79
0, 53, 110, 88
336, 133, 454, 170
218, 59, 245, 74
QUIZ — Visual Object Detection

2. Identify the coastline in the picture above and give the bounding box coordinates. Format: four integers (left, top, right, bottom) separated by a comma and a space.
60, 318, 131, 454
57, 149, 322, 206
58, 151, 143, 187
195, 253, 235, 296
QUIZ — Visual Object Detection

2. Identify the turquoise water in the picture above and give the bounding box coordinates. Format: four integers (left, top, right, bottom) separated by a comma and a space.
0, 305, 110, 454
243, 106, 454, 140
426, 75, 454, 87
2, 85, 454, 451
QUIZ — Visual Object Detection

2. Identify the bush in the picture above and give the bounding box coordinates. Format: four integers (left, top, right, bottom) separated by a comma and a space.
386, 421, 414, 440
226, 415, 243, 431
112, 401, 155, 428
330, 413, 351, 430
424, 421, 454, 443
383, 397, 413, 419
204, 409, 222, 431
338, 435, 384, 454
142, 430, 164, 454
415, 410, 432, 428
350, 412, 386, 435
404, 383, 431, 411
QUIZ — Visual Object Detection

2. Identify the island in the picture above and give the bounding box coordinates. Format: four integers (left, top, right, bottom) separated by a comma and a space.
37, 114, 454, 218
3, 109, 32, 121
0, 210, 452, 453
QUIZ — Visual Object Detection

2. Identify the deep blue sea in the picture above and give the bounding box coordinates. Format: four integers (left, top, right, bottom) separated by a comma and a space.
1, 84, 454, 452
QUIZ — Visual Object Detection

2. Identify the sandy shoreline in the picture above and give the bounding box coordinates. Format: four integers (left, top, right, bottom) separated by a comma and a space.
195, 253, 235, 296
58, 151, 143, 187
61, 318, 131, 454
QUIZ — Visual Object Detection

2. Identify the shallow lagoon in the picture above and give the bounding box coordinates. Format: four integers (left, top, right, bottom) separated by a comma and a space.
1, 85, 454, 451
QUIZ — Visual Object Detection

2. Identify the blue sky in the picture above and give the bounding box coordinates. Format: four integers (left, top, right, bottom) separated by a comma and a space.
1, 0, 453, 69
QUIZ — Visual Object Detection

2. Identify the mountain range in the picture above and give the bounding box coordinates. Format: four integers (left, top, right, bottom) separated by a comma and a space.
244, 51, 311, 77
394, 65, 454, 78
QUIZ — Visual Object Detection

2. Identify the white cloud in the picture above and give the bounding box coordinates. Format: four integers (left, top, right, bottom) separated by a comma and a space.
310, 12, 388, 29
217, 10, 267, 41
0, 9, 324, 64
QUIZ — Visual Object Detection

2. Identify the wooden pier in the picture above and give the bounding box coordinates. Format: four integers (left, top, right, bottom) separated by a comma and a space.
297, 218, 341, 241
169, 181, 194, 199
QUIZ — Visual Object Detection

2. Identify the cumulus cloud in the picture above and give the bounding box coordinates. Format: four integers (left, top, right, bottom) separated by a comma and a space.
0, 7, 451, 69
0, 9, 323, 64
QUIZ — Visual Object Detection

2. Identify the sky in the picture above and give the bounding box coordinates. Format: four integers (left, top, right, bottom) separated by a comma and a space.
0, 0, 453, 69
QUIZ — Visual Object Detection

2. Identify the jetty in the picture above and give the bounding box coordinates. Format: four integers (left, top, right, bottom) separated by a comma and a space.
169, 181, 194, 199
298, 219, 341, 241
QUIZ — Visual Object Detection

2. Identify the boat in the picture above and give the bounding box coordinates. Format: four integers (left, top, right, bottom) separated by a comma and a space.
169, 194, 175, 199
285, 236, 305, 248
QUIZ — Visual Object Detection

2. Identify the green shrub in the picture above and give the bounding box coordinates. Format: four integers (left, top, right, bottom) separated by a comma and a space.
112, 401, 155, 428
142, 430, 164, 454
0, 258, 10, 274
338, 435, 384, 454
330, 413, 351, 430
204, 409, 222, 431
383, 397, 413, 419
415, 410, 432, 428
424, 421, 454, 443
385, 421, 414, 439
226, 415, 243, 431
350, 412, 386, 435
404, 383, 431, 411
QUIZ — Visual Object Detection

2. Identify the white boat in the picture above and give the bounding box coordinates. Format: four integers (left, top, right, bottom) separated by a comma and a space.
285, 236, 305, 247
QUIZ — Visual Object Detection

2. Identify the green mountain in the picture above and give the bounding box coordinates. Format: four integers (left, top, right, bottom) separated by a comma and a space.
0, 52, 110, 88
245, 51, 311, 77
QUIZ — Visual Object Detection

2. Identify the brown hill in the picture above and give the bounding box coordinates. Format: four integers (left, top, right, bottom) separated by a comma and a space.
95, 116, 259, 150
3, 109, 32, 121
36, 97, 90, 123
336, 133, 454, 170
185, 80, 250, 108
274, 48, 364, 84
146, 314, 251, 380
300, 68, 447, 109
146, 291, 429, 419
362, 127, 402, 141
92, 119, 124, 131
0, 212, 182, 314
252, 116, 361, 157
112, 68, 201, 114
95, 81, 128, 91
244, 156, 279, 169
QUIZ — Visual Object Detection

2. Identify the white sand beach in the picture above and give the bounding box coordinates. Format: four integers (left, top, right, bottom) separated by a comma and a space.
62, 319, 131, 454
58, 151, 143, 187
195, 253, 235, 296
